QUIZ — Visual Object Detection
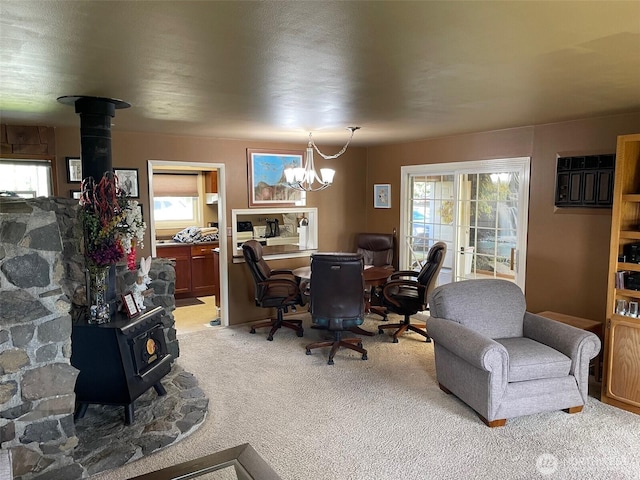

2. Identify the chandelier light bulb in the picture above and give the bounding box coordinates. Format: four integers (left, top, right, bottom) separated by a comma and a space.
285, 127, 359, 192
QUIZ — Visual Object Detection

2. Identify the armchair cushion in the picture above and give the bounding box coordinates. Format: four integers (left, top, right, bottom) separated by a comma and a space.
495, 337, 571, 382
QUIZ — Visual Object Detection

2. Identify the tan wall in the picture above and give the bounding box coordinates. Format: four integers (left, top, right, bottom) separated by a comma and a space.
54, 127, 368, 325
366, 112, 640, 321
40, 111, 640, 326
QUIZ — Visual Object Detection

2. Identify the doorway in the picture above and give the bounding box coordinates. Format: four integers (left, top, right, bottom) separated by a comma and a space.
400, 157, 530, 291
147, 160, 228, 329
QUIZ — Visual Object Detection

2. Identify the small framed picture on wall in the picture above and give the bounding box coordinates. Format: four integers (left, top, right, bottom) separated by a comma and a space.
374, 184, 391, 208
114, 168, 139, 198
66, 157, 82, 183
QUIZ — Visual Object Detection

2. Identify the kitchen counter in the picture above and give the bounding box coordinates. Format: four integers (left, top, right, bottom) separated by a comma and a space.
232, 244, 317, 263
155, 240, 219, 247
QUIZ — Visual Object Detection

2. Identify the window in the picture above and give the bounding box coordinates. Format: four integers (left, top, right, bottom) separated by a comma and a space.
152, 173, 202, 228
0, 159, 53, 198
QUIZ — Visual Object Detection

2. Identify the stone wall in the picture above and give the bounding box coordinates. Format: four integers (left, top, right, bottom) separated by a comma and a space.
0, 197, 178, 480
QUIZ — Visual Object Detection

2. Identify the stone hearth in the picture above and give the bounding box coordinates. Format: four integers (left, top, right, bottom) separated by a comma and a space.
0, 197, 207, 480
72, 364, 207, 477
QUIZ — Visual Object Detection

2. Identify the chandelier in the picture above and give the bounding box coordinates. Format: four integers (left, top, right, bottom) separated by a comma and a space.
284, 127, 360, 192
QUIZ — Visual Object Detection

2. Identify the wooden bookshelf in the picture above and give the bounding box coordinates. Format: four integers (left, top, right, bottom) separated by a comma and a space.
602, 133, 640, 415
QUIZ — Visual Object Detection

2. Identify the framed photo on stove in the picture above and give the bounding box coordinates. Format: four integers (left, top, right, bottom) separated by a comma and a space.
122, 292, 140, 318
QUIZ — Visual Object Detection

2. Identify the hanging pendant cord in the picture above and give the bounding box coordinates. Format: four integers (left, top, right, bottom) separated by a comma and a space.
310, 127, 360, 160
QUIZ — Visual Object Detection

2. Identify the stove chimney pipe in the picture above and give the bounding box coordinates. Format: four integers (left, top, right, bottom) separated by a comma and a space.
57, 96, 131, 182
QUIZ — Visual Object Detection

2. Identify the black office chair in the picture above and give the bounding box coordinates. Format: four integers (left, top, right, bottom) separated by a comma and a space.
305, 253, 368, 365
242, 240, 304, 341
355, 232, 395, 319
378, 242, 447, 343
355, 232, 395, 269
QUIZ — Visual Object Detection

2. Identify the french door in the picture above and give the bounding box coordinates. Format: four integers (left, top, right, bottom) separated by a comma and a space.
400, 158, 530, 291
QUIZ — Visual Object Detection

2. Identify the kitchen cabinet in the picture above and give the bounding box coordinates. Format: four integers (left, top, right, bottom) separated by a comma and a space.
156, 245, 191, 298
205, 171, 218, 193
156, 243, 219, 300
602, 133, 640, 415
191, 244, 217, 298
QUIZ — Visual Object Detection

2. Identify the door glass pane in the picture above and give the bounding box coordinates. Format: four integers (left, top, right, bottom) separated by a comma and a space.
407, 174, 454, 285
457, 172, 520, 282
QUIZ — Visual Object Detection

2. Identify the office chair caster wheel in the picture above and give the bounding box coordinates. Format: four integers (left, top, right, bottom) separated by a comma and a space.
378, 328, 384, 334
267, 335, 274, 341
297, 330, 304, 337
357, 342, 363, 348
250, 328, 256, 334
392, 337, 399, 343
362, 354, 368, 360
328, 359, 334, 365
305, 349, 311, 355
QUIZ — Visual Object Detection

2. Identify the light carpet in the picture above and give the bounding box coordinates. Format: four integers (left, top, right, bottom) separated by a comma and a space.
91, 314, 640, 480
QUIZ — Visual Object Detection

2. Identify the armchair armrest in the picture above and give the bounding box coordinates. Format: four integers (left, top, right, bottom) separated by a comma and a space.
524, 312, 600, 402
428, 316, 508, 372
523, 313, 601, 366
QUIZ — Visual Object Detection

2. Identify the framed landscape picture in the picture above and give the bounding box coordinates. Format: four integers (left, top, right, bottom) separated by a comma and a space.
247, 149, 305, 207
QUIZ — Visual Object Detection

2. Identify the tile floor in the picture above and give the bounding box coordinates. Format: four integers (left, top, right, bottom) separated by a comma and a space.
172, 295, 221, 334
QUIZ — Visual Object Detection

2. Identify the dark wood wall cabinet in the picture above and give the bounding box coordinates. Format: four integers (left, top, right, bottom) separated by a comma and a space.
555, 154, 615, 208
156, 243, 219, 302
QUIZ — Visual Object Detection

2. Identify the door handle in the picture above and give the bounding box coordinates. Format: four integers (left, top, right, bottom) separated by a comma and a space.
510, 248, 516, 271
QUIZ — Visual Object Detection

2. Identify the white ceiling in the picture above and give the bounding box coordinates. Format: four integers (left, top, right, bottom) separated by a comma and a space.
1, 1, 639, 147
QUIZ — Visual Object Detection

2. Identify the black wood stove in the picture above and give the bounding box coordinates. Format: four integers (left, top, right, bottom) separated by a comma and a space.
71, 306, 173, 425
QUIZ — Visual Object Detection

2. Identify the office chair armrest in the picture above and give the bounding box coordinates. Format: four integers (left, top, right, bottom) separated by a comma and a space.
258, 277, 302, 304
388, 270, 419, 280
381, 278, 422, 308
258, 276, 299, 290
270, 268, 294, 275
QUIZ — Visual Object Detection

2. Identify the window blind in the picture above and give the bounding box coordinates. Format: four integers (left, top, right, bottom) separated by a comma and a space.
153, 173, 199, 197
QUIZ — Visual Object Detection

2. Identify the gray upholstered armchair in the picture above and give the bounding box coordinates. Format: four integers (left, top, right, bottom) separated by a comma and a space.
427, 279, 601, 427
